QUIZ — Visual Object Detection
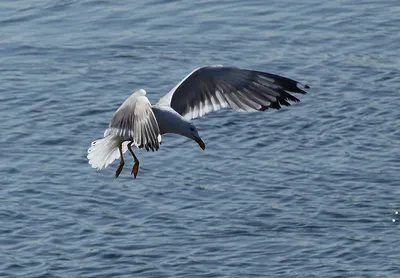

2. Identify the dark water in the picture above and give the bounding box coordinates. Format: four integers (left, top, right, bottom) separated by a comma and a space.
1, 0, 400, 277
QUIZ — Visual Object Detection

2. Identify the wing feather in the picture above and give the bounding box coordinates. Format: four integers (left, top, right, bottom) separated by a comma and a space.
156, 65, 309, 120
104, 89, 161, 151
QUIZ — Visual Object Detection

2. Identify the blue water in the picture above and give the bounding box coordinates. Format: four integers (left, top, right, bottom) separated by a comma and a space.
1, 0, 400, 277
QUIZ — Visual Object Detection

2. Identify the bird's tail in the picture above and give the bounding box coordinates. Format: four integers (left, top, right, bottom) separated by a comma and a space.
87, 135, 127, 170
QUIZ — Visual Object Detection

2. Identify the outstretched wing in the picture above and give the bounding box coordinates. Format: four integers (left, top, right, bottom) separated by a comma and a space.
156, 65, 309, 120
104, 89, 161, 151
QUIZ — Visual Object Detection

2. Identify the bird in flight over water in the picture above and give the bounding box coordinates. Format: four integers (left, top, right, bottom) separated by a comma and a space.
87, 65, 309, 178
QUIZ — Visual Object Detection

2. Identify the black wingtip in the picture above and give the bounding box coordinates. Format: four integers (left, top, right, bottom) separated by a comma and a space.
295, 82, 310, 94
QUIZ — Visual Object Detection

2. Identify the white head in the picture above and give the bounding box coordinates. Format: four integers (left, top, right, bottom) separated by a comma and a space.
183, 123, 205, 150
153, 107, 205, 150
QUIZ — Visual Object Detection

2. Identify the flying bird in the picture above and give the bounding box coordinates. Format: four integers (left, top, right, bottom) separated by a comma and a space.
87, 65, 309, 178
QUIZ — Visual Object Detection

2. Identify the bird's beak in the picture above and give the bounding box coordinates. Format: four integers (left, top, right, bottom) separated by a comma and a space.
195, 136, 206, 150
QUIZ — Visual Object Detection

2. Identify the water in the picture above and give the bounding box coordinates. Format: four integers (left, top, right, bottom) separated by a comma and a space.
1, 0, 400, 277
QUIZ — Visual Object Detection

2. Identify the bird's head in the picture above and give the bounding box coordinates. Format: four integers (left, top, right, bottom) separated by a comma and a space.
186, 123, 205, 150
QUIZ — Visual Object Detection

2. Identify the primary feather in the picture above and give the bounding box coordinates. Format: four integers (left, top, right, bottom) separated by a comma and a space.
157, 65, 309, 120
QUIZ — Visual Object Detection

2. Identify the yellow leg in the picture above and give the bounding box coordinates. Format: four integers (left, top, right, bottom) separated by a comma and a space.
128, 141, 140, 179
115, 144, 124, 178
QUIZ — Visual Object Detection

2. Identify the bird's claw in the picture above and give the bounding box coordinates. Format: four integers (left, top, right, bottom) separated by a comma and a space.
131, 161, 139, 179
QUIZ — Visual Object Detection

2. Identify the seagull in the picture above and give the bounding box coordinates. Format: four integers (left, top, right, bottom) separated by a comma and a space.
87, 65, 309, 178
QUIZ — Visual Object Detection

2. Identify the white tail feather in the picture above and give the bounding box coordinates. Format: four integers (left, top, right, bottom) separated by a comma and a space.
87, 136, 128, 170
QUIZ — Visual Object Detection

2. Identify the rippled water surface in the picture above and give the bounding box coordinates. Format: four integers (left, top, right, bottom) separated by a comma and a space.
1, 0, 400, 277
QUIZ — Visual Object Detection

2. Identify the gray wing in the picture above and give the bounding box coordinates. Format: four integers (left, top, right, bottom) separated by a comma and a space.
157, 65, 309, 120
104, 89, 161, 151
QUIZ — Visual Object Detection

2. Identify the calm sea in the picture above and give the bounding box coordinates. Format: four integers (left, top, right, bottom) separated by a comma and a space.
1, 0, 399, 277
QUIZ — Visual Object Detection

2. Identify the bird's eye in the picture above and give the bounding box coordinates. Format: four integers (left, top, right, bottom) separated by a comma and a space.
190, 127, 195, 131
